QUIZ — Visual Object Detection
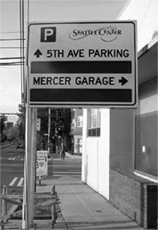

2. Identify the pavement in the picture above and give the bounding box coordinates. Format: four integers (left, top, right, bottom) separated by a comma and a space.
2, 153, 145, 230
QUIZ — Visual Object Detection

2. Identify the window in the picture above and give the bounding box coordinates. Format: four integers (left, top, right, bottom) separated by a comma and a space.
88, 109, 101, 136
77, 116, 83, 127
135, 78, 158, 179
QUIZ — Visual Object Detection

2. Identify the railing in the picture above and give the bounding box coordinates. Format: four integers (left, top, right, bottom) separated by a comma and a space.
0, 185, 58, 229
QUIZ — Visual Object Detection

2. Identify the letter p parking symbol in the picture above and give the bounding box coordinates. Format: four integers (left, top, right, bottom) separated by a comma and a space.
41, 27, 56, 42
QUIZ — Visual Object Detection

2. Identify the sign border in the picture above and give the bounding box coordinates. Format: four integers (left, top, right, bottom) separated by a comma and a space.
27, 20, 138, 108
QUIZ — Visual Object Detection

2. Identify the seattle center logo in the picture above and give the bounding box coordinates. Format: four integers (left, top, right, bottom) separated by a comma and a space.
69, 26, 122, 42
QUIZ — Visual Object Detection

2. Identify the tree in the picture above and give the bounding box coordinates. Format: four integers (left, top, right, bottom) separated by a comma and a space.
5, 125, 19, 142
0, 115, 7, 142
15, 105, 72, 152
16, 104, 25, 141
37, 108, 71, 152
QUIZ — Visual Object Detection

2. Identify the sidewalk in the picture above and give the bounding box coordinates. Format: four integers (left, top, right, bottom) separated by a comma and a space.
36, 177, 145, 230
3, 154, 145, 230
36, 153, 144, 230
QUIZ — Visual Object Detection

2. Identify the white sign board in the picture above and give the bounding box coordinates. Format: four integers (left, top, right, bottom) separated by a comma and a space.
36, 150, 48, 177
28, 21, 137, 107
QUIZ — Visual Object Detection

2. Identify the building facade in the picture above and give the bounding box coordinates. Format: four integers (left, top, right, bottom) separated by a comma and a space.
82, 1, 158, 228
71, 109, 83, 155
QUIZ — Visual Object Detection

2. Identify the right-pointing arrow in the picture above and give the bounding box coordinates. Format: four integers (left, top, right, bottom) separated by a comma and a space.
119, 77, 128, 86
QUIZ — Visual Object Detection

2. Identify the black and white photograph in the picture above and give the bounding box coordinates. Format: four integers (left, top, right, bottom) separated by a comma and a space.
0, 0, 157, 229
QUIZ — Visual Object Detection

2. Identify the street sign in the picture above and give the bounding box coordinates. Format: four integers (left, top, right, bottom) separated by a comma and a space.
36, 151, 48, 177
27, 21, 137, 107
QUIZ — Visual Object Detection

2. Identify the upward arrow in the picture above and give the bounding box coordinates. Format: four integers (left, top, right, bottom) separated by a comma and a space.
119, 77, 128, 86
34, 49, 42, 58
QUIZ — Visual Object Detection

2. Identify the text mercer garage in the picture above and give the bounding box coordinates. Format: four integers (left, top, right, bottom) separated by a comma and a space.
33, 76, 115, 86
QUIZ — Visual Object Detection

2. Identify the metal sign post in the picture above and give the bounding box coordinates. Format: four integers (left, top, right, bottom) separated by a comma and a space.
22, 103, 30, 229
22, 110, 37, 229
29, 108, 37, 225
22, 67, 37, 229
48, 108, 51, 155
22, 1, 37, 228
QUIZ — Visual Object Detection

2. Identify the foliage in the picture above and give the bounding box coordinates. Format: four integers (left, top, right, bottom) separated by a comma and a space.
0, 115, 7, 132
13, 105, 71, 152
5, 125, 19, 141
16, 104, 25, 141
0, 115, 7, 142
37, 108, 71, 152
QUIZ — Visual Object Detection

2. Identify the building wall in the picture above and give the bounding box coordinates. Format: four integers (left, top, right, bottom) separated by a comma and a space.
135, 77, 158, 177
71, 109, 83, 154
74, 135, 82, 154
109, 41, 158, 228
82, 109, 110, 199
110, 109, 135, 172
110, 169, 158, 229
119, 0, 158, 51
82, 46, 158, 228
81, 1, 158, 228
82, 108, 135, 199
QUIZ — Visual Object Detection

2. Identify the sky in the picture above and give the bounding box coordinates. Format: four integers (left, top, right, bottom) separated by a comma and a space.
0, 0, 157, 114
0, 0, 21, 114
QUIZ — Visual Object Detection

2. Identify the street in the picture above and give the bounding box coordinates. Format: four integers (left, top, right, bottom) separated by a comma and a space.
0, 147, 81, 194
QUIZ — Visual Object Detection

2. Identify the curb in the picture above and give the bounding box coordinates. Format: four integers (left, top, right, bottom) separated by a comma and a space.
65, 152, 82, 159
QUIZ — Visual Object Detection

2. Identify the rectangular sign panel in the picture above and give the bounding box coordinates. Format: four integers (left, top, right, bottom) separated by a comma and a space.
27, 21, 137, 107
36, 150, 48, 177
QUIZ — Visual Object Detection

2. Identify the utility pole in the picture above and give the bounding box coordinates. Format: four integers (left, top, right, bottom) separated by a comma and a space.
22, 106, 37, 229
22, 98, 30, 230
29, 108, 37, 225
48, 108, 51, 155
